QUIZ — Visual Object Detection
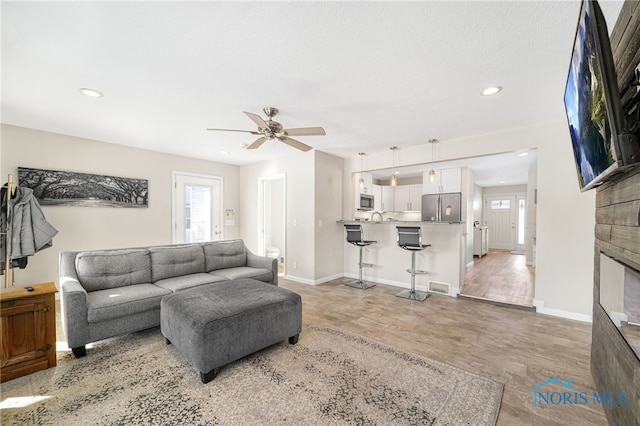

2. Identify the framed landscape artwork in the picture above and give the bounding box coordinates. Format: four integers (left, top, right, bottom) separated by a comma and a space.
18, 167, 148, 208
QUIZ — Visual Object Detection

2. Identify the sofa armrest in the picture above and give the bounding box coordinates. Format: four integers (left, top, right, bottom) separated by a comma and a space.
59, 252, 90, 348
246, 250, 278, 286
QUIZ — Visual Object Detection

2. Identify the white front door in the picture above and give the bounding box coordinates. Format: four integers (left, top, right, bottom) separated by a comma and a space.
486, 195, 516, 250
173, 172, 223, 243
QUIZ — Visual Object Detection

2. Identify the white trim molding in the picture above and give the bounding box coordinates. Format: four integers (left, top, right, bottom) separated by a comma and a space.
533, 300, 592, 323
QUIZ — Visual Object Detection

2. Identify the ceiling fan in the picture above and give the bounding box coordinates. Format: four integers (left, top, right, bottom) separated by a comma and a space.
207, 107, 325, 152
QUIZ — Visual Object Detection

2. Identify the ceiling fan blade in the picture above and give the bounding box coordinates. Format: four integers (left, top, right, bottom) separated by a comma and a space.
247, 137, 268, 150
244, 111, 269, 129
279, 136, 313, 152
206, 127, 261, 135
283, 127, 326, 136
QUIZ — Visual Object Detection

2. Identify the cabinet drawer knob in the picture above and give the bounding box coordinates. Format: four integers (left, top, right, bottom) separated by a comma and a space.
38, 344, 52, 352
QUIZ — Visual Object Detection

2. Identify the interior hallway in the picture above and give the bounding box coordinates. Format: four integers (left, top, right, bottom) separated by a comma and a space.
461, 249, 535, 308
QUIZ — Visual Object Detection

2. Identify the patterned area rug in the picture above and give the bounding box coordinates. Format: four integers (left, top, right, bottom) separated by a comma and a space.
1, 326, 503, 425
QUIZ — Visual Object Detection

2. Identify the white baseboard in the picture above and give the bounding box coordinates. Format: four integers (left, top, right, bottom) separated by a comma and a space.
533, 300, 592, 323
284, 275, 316, 285
284, 273, 344, 286
343, 273, 460, 297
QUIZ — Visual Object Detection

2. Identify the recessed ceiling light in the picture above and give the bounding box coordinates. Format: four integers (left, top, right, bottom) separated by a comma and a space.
394, 171, 400, 175
80, 88, 103, 98
518, 152, 529, 157
220, 150, 229, 155
481, 86, 502, 96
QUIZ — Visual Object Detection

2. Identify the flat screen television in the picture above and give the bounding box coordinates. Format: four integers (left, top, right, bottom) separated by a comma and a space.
564, 0, 640, 191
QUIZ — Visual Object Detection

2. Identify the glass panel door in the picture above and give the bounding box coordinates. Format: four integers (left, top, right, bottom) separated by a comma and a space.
173, 172, 222, 243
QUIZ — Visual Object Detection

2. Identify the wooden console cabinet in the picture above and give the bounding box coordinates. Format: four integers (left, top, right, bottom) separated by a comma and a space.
1, 282, 57, 382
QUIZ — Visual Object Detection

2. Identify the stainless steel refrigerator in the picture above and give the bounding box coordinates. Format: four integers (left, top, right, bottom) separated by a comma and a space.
421, 192, 462, 222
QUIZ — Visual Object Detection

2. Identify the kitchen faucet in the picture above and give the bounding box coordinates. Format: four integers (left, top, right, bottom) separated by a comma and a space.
371, 211, 383, 222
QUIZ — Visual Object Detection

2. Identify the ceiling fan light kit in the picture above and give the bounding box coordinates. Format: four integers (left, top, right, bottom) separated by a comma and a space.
207, 106, 325, 152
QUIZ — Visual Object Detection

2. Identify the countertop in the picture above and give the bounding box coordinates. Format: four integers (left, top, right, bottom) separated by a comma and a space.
337, 220, 464, 225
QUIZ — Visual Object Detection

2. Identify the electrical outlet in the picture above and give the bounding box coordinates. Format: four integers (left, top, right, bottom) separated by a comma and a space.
293, 219, 297, 227
318, 219, 323, 227
293, 261, 297, 269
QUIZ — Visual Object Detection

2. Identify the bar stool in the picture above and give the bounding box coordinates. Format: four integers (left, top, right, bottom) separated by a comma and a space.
396, 226, 431, 301
344, 224, 377, 289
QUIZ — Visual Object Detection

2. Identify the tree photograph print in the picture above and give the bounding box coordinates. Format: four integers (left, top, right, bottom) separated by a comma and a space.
18, 167, 148, 208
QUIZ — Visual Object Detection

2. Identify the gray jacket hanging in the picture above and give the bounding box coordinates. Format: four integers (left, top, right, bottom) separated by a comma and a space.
8, 186, 58, 260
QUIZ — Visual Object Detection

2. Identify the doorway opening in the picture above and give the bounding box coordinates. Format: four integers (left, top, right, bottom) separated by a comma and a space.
258, 174, 286, 277
461, 190, 535, 308
172, 171, 223, 244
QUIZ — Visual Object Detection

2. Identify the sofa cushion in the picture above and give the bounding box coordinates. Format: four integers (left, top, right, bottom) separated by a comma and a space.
149, 245, 205, 282
75, 249, 152, 292
86, 283, 171, 323
154, 273, 228, 292
203, 240, 247, 272
209, 266, 273, 284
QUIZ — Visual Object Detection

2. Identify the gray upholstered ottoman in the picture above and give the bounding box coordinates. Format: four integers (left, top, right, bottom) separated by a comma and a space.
160, 278, 302, 383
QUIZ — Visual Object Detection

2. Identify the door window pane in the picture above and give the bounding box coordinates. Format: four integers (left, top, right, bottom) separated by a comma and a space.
491, 199, 511, 209
185, 185, 212, 243
518, 199, 526, 245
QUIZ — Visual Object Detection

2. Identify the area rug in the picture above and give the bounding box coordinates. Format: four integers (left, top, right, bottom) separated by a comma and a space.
1, 326, 503, 425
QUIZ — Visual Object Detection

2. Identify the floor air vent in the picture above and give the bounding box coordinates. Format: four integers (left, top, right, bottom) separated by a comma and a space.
428, 280, 450, 295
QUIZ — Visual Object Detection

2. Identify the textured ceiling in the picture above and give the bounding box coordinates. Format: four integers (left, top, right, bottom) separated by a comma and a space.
1, 1, 624, 172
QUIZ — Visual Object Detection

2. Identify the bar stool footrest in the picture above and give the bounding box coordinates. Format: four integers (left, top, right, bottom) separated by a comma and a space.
395, 289, 430, 301
360, 262, 374, 268
406, 269, 428, 275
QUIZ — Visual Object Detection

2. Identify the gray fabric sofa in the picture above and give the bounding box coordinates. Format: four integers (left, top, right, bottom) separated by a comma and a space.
59, 239, 276, 358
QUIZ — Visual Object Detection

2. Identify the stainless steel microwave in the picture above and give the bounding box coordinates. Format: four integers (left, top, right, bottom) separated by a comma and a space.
359, 193, 374, 210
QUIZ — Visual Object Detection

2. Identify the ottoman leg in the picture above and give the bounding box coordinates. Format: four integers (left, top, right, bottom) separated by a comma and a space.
288, 334, 299, 345
200, 368, 220, 384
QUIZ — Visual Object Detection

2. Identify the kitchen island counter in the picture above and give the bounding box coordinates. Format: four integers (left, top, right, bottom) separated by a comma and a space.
337, 220, 464, 225
339, 221, 466, 295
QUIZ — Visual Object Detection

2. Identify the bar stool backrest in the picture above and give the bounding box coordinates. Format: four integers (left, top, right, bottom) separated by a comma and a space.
345, 224, 365, 244
396, 226, 423, 249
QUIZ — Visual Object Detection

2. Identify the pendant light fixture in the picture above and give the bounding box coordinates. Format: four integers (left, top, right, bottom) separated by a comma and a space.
428, 139, 439, 183
389, 146, 399, 186
358, 152, 366, 190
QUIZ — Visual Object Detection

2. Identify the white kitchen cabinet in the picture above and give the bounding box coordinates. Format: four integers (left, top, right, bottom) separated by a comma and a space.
473, 226, 489, 257
409, 184, 422, 210
372, 184, 382, 211
394, 185, 410, 211
392, 184, 423, 211
381, 186, 395, 211
422, 168, 461, 194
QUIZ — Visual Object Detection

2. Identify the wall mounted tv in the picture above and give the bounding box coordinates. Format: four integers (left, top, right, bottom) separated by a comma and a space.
564, 0, 640, 191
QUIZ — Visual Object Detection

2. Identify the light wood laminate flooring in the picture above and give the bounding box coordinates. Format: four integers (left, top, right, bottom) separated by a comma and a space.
279, 278, 606, 426
462, 249, 535, 307
54, 277, 606, 425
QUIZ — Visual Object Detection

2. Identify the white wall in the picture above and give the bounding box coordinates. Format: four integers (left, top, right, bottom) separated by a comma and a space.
239, 151, 315, 282
314, 151, 344, 282
0, 124, 240, 287
483, 184, 527, 195
343, 121, 596, 318
526, 162, 538, 266
473, 184, 483, 224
